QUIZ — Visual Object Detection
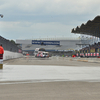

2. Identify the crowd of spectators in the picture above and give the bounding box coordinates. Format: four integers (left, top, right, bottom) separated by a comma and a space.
78, 42, 100, 53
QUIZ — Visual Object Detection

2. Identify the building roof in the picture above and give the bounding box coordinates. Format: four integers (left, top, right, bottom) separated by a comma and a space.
71, 15, 100, 37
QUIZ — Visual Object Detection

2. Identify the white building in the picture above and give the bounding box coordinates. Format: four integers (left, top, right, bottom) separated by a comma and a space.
16, 38, 93, 56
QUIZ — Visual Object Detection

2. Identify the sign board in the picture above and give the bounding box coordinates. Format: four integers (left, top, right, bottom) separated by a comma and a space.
32, 40, 60, 45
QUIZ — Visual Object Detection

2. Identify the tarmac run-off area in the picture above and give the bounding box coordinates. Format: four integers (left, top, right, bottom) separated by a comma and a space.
0, 56, 100, 100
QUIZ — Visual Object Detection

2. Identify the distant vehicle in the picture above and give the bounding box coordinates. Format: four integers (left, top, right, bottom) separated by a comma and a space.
36, 52, 49, 58
34, 48, 45, 57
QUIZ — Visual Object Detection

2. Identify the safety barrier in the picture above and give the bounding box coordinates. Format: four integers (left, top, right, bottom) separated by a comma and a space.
76, 53, 100, 57
3, 50, 23, 60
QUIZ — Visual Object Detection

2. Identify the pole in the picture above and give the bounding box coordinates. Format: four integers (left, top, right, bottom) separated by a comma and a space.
0, 14, 3, 69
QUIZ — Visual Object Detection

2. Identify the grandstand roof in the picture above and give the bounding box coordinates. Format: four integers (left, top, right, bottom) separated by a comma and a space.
71, 15, 100, 37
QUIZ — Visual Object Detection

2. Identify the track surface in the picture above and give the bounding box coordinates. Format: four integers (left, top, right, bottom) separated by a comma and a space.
1, 56, 100, 100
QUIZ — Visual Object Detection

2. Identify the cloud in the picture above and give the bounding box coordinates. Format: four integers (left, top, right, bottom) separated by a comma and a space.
1, 0, 100, 15
0, 21, 76, 39
0, 0, 100, 40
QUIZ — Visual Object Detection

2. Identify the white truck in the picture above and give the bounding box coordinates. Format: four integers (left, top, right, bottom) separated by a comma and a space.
34, 48, 45, 57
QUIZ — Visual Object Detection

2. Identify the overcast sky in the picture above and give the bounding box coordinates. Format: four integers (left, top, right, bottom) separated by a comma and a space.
0, 0, 100, 40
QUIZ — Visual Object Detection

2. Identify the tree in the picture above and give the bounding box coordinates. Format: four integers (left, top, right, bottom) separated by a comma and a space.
10, 40, 16, 44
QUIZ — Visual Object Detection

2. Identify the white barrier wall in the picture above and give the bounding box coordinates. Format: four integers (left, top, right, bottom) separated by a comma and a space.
3, 50, 23, 60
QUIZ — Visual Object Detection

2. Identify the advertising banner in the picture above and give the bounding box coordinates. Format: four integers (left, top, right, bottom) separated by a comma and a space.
32, 40, 60, 45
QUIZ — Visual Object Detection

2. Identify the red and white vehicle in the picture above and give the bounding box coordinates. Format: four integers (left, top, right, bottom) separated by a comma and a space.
36, 52, 49, 58
34, 48, 45, 57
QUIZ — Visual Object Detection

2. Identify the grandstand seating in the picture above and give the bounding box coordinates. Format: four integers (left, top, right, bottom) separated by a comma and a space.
76, 42, 100, 57
0, 35, 21, 52
72, 15, 100, 57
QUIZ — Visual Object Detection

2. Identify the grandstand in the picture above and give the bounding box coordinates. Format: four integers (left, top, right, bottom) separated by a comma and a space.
16, 38, 93, 56
72, 15, 100, 57
0, 35, 21, 53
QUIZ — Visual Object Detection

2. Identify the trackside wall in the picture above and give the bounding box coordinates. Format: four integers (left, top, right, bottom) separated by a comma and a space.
3, 50, 23, 60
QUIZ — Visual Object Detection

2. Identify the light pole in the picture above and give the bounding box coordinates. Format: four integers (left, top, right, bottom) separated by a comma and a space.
0, 14, 3, 69
0, 14, 3, 18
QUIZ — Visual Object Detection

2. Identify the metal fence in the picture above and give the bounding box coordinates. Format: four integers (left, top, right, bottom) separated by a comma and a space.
0, 36, 21, 52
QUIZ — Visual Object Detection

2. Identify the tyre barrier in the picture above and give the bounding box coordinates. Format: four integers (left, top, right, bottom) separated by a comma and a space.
76, 53, 100, 58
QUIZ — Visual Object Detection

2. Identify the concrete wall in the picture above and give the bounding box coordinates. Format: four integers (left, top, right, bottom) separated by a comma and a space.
3, 50, 23, 60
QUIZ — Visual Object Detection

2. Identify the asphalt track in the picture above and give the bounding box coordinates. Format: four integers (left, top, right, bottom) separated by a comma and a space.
0, 56, 100, 100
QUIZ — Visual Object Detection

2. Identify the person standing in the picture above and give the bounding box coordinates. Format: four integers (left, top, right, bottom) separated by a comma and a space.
0, 44, 4, 69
